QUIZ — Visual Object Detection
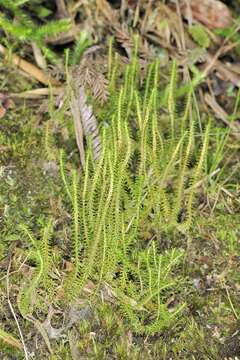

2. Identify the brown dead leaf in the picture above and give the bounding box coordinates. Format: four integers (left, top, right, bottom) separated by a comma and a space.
181, 0, 233, 29
0, 93, 14, 118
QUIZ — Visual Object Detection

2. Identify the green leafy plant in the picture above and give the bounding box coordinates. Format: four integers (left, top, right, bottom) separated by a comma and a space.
188, 25, 210, 49
58, 50, 211, 333
18, 219, 53, 317
69, 30, 92, 66
16, 44, 211, 335
0, 0, 71, 64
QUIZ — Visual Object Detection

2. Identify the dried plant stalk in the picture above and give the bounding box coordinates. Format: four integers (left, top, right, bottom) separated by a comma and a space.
70, 46, 108, 164
70, 92, 85, 167
78, 86, 101, 161
72, 61, 109, 104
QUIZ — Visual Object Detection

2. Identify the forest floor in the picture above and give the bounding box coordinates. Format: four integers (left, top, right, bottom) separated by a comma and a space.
0, 1, 240, 359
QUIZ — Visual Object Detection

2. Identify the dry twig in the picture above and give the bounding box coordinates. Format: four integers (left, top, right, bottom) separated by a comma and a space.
31, 42, 47, 70
0, 44, 60, 86
6, 259, 29, 359
204, 93, 240, 138
10, 87, 63, 99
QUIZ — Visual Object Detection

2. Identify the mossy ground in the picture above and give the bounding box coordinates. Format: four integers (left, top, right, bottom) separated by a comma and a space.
0, 62, 239, 360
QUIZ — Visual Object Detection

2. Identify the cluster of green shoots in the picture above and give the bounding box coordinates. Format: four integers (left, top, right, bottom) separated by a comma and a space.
19, 45, 211, 335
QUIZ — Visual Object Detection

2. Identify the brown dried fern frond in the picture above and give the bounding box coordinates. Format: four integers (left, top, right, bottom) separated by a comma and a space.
69, 46, 108, 164
114, 25, 153, 61
70, 93, 85, 167
69, 85, 101, 165
114, 26, 133, 58
71, 48, 109, 104
78, 86, 101, 161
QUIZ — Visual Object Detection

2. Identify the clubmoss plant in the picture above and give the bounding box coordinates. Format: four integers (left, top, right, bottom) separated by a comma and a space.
17, 41, 212, 335
18, 218, 54, 317
58, 49, 211, 334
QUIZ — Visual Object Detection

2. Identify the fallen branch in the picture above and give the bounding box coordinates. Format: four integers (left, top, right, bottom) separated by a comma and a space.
6, 259, 29, 359
0, 44, 60, 86
204, 93, 240, 139
10, 87, 63, 99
